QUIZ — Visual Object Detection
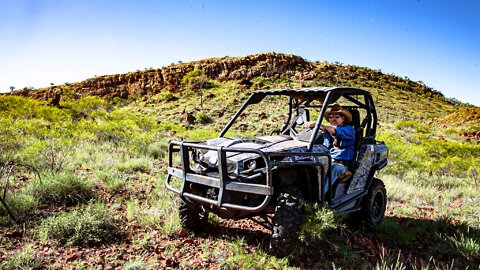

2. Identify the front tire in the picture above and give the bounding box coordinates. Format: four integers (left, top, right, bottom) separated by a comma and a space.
360, 178, 387, 224
178, 196, 208, 230
269, 186, 303, 257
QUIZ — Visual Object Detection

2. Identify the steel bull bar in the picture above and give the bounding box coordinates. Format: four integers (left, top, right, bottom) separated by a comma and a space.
165, 140, 332, 213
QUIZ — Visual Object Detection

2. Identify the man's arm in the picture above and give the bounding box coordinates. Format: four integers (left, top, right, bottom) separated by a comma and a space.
303, 122, 337, 135
321, 124, 336, 135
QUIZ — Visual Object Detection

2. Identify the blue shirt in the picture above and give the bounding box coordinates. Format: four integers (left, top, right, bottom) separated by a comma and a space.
323, 125, 355, 161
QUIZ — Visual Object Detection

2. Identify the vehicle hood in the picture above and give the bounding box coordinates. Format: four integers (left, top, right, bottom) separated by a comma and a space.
202, 135, 324, 163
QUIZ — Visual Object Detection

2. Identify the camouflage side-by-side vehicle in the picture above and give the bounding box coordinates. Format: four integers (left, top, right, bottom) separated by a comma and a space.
166, 87, 388, 257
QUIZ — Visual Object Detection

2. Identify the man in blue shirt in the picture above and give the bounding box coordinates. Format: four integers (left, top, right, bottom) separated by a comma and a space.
304, 104, 355, 191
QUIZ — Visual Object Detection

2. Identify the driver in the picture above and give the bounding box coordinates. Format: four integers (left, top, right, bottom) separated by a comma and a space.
303, 104, 355, 190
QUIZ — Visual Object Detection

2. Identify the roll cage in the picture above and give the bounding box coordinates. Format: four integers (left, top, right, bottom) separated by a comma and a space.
219, 87, 379, 149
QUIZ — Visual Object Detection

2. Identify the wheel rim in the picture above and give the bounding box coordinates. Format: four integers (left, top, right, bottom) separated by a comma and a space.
372, 191, 385, 221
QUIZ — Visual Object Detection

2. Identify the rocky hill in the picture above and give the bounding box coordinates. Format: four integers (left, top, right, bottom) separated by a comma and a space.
8, 52, 480, 128
9, 52, 444, 101
11, 53, 308, 100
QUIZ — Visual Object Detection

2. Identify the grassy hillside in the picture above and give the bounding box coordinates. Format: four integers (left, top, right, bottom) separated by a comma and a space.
1, 56, 479, 269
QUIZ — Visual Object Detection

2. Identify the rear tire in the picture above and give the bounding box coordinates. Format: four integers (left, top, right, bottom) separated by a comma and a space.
178, 196, 208, 230
360, 178, 387, 224
269, 186, 303, 257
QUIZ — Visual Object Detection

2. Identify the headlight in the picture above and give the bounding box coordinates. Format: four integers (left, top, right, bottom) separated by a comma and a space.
226, 160, 237, 174
239, 158, 262, 174
245, 159, 257, 171
191, 149, 206, 163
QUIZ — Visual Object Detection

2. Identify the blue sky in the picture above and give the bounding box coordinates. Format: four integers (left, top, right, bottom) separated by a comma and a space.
1, 0, 479, 105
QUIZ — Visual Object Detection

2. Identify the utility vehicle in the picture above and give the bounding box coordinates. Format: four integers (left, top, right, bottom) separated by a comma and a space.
166, 87, 388, 257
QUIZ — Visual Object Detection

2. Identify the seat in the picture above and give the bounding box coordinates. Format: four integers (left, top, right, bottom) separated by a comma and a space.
283, 106, 310, 137
345, 107, 364, 170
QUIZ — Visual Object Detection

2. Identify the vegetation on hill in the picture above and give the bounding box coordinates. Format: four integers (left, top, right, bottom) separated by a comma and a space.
1, 54, 479, 269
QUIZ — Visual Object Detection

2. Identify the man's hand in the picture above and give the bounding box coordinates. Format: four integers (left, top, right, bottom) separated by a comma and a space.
322, 124, 336, 135
302, 122, 316, 129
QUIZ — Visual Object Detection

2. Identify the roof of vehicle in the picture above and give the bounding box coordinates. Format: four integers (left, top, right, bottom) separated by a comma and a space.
248, 87, 371, 104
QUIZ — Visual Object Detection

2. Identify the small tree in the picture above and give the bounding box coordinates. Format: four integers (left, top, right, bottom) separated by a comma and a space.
181, 69, 209, 109
9, 86, 15, 92
469, 167, 478, 187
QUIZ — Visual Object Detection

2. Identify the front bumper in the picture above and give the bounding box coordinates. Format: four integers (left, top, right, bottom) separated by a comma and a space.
166, 140, 330, 213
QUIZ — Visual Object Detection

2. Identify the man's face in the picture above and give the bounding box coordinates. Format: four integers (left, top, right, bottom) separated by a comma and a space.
328, 112, 345, 126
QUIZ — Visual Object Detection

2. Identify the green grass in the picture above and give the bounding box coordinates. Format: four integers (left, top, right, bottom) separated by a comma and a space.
29, 172, 95, 206
95, 170, 126, 192
219, 237, 293, 270
124, 180, 182, 235
123, 259, 147, 270
446, 231, 480, 257
369, 219, 418, 245
299, 204, 344, 244
382, 172, 480, 228
1, 68, 480, 268
1, 171, 94, 224
374, 250, 407, 270
115, 158, 150, 173
38, 203, 122, 246
0, 192, 38, 224
0, 244, 43, 270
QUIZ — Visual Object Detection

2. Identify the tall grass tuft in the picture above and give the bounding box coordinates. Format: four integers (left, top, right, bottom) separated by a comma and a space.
447, 232, 480, 257
115, 158, 149, 173
96, 170, 126, 193
28, 172, 95, 206
219, 237, 292, 269
374, 249, 406, 270
38, 203, 122, 246
123, 259, 147, 270
146, 141, 169, 160
125, 186, 182, 235
0, 193, 38, 225
0, 244, 43, 270
299, 204, 345, 244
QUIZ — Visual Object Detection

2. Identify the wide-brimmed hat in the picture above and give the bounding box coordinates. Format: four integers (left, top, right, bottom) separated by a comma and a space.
324, 104, 352, 124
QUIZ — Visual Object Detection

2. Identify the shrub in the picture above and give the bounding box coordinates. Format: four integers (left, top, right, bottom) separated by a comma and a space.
62, 96, 109, 116
195, 112, 211, 124
146, 141, 169, 159
38, 203, 122, 246
37, 138, 75, 172
181, 69, 214, 91
0, 118, 25, 160
394, 120, 431, 133
154, 91, 177, 102
251, 76, 273, 89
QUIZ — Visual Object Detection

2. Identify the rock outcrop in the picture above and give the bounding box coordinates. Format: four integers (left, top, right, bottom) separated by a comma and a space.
8, 52, 445, 103
10, 53, 311, 101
